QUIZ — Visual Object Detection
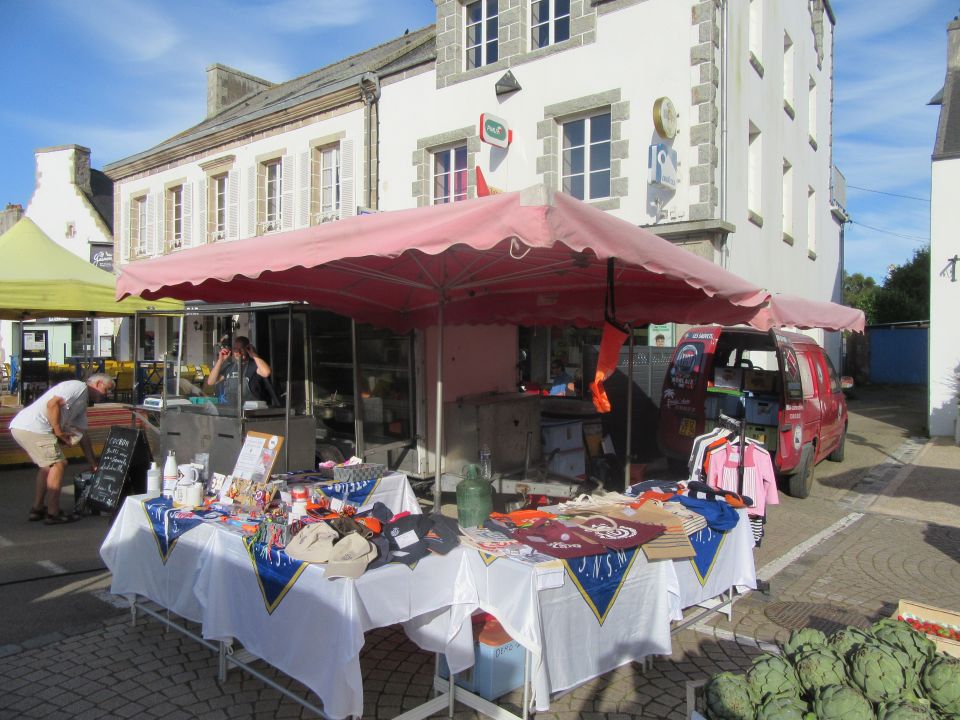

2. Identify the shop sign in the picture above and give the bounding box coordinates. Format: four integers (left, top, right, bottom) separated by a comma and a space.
480, 113, 512, 148
648, 143, 678, 189
90, 243, 114, 272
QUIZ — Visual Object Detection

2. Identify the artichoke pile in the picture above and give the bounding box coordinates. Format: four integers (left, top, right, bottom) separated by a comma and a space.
700, 620, 960, 720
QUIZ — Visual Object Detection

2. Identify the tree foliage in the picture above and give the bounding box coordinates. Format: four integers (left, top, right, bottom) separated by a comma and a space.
844, 247, 929, 325
873, 246, 929, 324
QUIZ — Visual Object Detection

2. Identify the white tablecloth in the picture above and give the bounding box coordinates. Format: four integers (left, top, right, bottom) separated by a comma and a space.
100, 488, 750, 718
674, 509, 757, 610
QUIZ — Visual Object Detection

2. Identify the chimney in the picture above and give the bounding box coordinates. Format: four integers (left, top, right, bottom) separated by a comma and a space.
35, 145, 92, 195
206, 64, 274, 118
949, 17, 960, 71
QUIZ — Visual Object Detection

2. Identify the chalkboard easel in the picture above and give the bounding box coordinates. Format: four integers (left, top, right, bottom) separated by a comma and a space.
82, 426, 152, 514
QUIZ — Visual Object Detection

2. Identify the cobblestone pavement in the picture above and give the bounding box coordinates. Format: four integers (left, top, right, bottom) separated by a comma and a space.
0, 390, 957, 719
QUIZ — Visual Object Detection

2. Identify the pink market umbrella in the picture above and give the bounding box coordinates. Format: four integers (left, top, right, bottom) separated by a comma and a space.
118, 185, 771, 499
752, 294, 866, 333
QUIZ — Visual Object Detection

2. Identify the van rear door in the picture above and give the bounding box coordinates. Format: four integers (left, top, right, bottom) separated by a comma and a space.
774, 334, 805, 472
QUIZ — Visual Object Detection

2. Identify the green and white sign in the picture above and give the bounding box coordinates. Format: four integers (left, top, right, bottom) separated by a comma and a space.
480, 113, 511, 149
648, 323, 674, 347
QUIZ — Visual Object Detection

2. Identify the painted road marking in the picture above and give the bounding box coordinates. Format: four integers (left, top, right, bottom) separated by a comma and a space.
36, 560, 68, 575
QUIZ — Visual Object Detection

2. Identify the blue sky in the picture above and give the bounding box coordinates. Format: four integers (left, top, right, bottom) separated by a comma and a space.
0, 0, 950, 283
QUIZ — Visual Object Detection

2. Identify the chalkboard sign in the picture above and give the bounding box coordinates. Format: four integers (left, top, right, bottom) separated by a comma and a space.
82, 427, 152, 513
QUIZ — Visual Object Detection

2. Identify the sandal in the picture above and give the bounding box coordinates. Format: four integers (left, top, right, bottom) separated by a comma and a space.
44, 511, 81, 526
28, 506, 46, 522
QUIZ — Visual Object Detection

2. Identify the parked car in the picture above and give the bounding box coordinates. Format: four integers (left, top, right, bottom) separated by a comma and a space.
657, 326, 850, 498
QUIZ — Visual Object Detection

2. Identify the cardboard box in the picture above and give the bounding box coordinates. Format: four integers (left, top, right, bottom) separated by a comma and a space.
547, 447, 585, 479
713, 367, 743, 390
744, 369, 777, 393
895, 600, 960, 658
439, 619, 526, 700
541, 419, 583, 453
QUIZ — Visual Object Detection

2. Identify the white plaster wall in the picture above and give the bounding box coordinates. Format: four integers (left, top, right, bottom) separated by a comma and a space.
723, 0, 839, 303
928, 157, 960, 437
378, 0, 693, 226
114, 108, 366, 264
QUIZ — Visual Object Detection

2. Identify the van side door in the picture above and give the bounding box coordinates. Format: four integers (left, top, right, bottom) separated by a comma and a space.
809, 351, 841, 461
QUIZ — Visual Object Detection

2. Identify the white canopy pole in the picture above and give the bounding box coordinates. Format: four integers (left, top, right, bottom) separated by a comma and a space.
433, 297, 445, 508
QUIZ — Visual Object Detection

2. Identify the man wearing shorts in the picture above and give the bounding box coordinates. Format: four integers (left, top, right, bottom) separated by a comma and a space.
10, 373, 114, 524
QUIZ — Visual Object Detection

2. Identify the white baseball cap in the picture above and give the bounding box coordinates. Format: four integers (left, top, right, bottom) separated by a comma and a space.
325, 533, 377, 579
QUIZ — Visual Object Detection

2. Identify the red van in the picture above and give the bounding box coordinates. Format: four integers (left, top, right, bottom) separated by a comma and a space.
657, 326, 848, 498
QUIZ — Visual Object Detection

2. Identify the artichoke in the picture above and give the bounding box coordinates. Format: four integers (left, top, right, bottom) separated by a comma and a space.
813, 684, 874, 720
871, 622, 936, 672
705, 672, 755, 720
848, 643, 917, 703
829, 626, 877, 660
784, 628, 828, 660
921, 656, 960, 714
794, 648, 847, 699
755, 695, 814, 720
747, 653, 801, 704
876, 699, 936, 719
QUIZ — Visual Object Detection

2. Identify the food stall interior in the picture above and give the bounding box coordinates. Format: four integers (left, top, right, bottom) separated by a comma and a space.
132, 303, 418, 479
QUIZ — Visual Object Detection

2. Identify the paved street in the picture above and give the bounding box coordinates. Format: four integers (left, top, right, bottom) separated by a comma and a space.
0, 384, 957, 719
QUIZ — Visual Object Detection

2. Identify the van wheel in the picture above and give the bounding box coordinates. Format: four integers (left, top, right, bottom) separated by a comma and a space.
827, 428, 846, 462
788, 445, 815, 499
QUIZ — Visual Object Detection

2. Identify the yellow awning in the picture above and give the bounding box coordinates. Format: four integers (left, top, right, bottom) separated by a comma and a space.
0, 218, 183, 319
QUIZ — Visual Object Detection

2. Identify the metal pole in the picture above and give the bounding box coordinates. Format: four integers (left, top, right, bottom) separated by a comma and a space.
284, 305, 292, 472
433, 298, 445, 507
624, 324, 634, 488
350, 319, 365, 459
16, 319, 23, 406
132, 311, 140, 405
175, 314, 184, 396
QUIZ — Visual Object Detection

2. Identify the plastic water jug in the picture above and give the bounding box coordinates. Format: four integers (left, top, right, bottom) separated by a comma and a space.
146, 462, 161, 497
162, 451, 178, 499
456, 464, 493, 528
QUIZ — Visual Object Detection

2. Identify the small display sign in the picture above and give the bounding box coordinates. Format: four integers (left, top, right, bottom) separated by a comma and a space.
90, 244, 114, 272
480, 113, 512, 148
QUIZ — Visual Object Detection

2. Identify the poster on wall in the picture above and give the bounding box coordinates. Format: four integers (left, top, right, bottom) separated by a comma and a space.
648, 324, 674, 347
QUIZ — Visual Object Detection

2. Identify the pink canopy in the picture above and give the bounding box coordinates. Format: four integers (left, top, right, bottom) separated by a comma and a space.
752, 294, 866, 333
118, 185, 770, 330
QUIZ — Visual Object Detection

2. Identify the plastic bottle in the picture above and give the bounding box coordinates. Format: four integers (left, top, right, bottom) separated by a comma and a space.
479, 444, 492, 482
162, 451, 178, 499
146, 462, 162, 497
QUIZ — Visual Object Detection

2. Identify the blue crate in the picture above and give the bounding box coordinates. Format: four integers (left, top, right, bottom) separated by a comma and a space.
438, 639, 526, 701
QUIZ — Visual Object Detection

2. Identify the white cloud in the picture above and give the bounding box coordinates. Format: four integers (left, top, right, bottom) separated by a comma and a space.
832, 0, 945, 44
251, 0, 374, 32
54, 0, 181, 63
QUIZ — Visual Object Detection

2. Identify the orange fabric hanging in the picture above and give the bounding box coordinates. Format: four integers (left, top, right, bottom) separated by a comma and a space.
590, 320, 628, 413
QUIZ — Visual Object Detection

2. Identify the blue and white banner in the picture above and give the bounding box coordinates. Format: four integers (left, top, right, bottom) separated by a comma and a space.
141, 497, 204, 563
242, 538, 308, 615
688, 527, 727, 585
315, 477, 382, 507
563, 549, 640, 624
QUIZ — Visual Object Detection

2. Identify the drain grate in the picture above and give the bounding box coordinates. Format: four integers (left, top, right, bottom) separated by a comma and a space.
764, 601, 873, 634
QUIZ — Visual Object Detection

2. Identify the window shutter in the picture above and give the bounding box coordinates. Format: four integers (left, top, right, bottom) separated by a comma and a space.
311, 152, 321, 223
146, 192, 157, 256
297, 151, 310, 228
339, 138, 355, 219
227, 170, 239, 240
246, 165, 257, 236
120, 198, 129, 262
197, 178, 207, 244
281, 154, 295, 231
182, 182, 193, 248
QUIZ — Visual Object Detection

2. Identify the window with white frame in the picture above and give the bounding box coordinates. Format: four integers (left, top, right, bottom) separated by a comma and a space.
561, 112, 611, 201
808, 76, 817, 142
312, 145, 340, 223
261, 159, 281, 232
433, 144, 468, 204
782, 159, 793, 239
531, 0, 570, 50
167, 185, 183, 250
807, 186, 816, 255
465, 0, 499, 70
748, 0, 762, 67
783, 32, 795, 114
209, 173, 227, 241
748, 121, 762, 219
131, 195, 147, 256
